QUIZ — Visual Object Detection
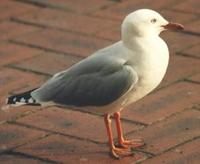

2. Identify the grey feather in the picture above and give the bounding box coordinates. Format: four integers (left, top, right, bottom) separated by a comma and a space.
31, 45, 138, 107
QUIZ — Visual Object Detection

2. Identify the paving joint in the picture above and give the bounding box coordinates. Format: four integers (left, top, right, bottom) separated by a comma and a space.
176, 52, 200, 59
6, 63, 53, 77
183, 79, 200, 85
10, 16, 116, 42
2, 150, 60, 164
14, 0, 48, 8
127, 107, 198, 138
1, 107, 44, 125
0, 125, 53, 156
8, 121, 107, 145
9, 39, 85, 59
157, 135, 200, 156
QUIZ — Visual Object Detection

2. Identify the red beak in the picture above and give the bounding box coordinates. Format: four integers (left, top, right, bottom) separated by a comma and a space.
162, 22, 184, 31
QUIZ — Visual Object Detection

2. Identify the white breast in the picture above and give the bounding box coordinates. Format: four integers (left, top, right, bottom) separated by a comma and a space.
124, 36, 169, 105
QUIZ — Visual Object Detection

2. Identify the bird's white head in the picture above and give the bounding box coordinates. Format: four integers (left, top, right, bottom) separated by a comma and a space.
122, 9, 184, 39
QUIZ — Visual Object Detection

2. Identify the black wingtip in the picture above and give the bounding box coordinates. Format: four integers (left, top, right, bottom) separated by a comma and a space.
6, 95, 16, 105
6, 88, 41, 106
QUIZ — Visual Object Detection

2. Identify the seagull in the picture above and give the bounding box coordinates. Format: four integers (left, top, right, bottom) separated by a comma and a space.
5, 9, 183, 158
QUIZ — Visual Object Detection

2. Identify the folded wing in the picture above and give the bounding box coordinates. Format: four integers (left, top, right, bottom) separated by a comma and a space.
31, 56, 138, 107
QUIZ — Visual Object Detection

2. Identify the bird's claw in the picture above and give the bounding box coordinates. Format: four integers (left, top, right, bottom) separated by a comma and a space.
110, 147, 134, 159
119, 138, 145, 149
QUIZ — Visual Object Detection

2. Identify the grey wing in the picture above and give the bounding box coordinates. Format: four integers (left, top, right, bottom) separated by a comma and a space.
31, 58, 138, 107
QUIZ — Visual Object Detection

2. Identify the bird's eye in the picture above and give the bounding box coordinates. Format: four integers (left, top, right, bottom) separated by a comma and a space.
151, 18, 157, 23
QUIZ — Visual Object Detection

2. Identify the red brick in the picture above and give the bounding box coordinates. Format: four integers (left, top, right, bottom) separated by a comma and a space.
16, 134, 147, 163
161, 31, 200, 53
161, 55, 200, 87
12, 52, 81, 75
142, 138, 200, 164
173, 0, 200, 14
0, 68, 45, 97
187, 19, 200, 33
13, 8, 119, 36
0, 154, 49, 164
0, 21, 40, 41
0, 123, 46, 153
181, 43, 200, 58
13, 29, 112, 57
122, 82, 200, 124
95, 22, 121, 41
16, 107, 142, 143
127, 110, 200, 154
0, 104, 42, 125
188, 73, 200, 83
93, 0, 178, 21
0, 42, 42, 67
24, 0, 114, 14
160, 9, 198, 24
0, 1, 39, 21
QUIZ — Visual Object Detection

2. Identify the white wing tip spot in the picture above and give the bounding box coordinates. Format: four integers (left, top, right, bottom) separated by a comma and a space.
28, 98, 34, 103
13, 97, 17, 102
20, 97, 26, 103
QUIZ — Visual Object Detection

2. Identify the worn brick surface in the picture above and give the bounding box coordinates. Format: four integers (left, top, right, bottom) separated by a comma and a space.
127, 110, 200, 154
12, 29, 112, 57
15, 107, 143, 143
142, 138, 200, 164
122, 82, 200, 124
13, 8, 119, 36
172, 0, 200, 14
0, 123, 46, 153
0, 21, 40, 42
0, 0, 200, 163
0, 68, 45, 97
0, 154, 49, 164
181, 44, 200, 58
161, 32, 200, 53
160, 9, 198, 24
16, 134, 148, 164
93, 0, 178, 20
160, 55, 200, 87
0, 42, 42, 67
187, 19, 200, 33
0, 105, 42, 125
23, 0, 115, 14
95, 24, 121, 41
12, 52, 81, 75
0, 1, 39, 21
188, 73, 200, 83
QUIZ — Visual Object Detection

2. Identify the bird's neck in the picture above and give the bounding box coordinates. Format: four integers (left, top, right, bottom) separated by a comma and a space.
122, 35, 163, 51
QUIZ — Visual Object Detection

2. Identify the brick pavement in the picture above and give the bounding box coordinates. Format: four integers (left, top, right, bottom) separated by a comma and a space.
0, 0, 199, 163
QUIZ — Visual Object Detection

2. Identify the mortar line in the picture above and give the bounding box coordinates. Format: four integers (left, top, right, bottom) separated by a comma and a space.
2, 150, 61, 164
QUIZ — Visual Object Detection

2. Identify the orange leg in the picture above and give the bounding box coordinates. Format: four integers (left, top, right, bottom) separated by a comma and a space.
104, 114, 132, 159
113, 112, 144, 148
